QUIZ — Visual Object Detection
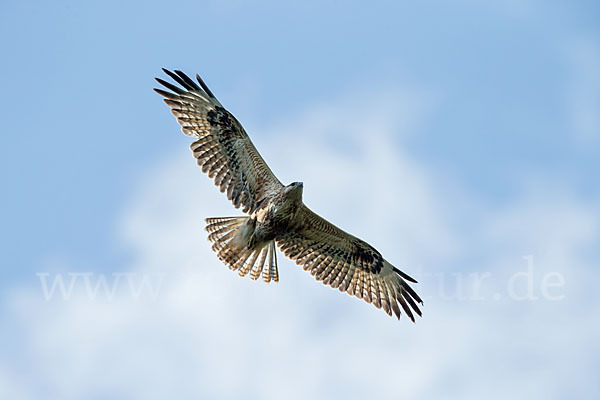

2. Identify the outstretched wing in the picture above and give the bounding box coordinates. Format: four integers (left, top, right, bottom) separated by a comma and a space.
154, 69, 283, 214
277, 205, 423, 321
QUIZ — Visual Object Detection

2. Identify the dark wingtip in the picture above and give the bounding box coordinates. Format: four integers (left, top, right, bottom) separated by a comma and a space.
155, 77, 186, 94
196, 73, 216, 98
154, 88, 182, 101
159, 69, 218, 100
393, 266, 418, 283
174, 69, 200, 90
160, 68, 196, 92
405, 295, 423, 318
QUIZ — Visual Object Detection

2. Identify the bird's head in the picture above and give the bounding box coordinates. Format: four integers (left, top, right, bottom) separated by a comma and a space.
284, 181, 304, 200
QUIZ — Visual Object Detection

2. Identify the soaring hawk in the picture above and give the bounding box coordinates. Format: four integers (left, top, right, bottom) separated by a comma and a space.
154, 69, 423, 321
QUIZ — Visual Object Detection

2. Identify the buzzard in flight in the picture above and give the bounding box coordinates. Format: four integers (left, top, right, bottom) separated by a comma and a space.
154, 69, 423, 321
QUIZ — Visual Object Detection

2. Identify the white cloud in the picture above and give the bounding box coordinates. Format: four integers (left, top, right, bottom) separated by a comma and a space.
0, 364, 32, 400
3, 86, 599, 399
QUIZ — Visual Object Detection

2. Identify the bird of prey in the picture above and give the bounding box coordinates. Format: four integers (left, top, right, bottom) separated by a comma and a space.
154, 69, 423, 321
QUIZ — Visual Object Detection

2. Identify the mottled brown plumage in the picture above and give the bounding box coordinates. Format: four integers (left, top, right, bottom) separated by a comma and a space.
155, 69, 423, 321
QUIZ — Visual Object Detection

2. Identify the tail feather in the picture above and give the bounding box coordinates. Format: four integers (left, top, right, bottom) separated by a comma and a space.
208, 223, 241, 241
269, 243, 279, 282
253, 247, 269, 281
239, 249, 261, 278
233, 249, 253, 272
204, 217, 279, 283
205, 217, 245, 232
211, 229, 238, 252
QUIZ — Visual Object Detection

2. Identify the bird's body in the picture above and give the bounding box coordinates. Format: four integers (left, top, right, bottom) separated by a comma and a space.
216, 184, 302, 266
252, 182, 304, 243
155, 69, 423, 322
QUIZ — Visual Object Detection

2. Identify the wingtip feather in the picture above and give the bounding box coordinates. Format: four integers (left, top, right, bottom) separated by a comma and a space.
196, 73, 216, 98
393, 266, 418, 283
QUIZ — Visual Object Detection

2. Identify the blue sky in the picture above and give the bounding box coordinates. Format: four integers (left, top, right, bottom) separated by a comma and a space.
1, 1, 599, 399
1, 0, 598, 278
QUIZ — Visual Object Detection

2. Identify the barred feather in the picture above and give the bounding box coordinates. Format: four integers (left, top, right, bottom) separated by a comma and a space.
155, 69, 283, 214
276, 205, 423, 322
204, 217, 278, 283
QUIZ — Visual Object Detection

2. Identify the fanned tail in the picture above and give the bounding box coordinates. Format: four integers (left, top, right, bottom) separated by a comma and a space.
205, 217, 279, 282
